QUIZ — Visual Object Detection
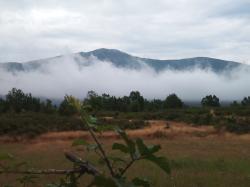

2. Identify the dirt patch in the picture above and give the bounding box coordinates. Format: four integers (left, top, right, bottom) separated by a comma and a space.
1, 120, 249, 144
32, 120, 216, 142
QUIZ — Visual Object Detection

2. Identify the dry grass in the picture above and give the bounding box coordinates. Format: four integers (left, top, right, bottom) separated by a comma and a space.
0, 120, 229, 143
1, 120, 250, 186
1, 135, 250, 187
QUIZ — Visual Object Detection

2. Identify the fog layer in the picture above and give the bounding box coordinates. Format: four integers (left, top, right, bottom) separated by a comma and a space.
0, 55, 249, 101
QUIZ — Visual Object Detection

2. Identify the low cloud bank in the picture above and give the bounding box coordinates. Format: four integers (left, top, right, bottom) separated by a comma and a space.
0, 55, 249, 101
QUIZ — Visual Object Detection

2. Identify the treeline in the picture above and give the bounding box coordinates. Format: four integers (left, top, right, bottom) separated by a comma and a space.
1, 88, 250, 136
0, 88, 250, 115
0, 88, 56, 114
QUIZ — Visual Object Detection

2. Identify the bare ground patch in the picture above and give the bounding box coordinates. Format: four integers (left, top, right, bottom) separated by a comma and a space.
1, 120, 249, 144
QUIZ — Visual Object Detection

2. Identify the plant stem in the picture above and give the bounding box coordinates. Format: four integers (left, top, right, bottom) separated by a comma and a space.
82, 115, 115, 177
120, 159, 135, 176
0, 168, 83, 175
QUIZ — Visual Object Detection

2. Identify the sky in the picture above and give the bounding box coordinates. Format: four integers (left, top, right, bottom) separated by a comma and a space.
0, 0, 250, 63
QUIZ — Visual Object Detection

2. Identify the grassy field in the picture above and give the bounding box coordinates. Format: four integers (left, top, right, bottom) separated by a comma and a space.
1, 128, 250, 187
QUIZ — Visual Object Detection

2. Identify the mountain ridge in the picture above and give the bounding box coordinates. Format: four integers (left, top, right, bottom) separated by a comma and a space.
0, 48, 247, 73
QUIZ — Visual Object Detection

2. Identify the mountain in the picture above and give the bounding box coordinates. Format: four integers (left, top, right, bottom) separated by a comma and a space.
0, 48, 246, 73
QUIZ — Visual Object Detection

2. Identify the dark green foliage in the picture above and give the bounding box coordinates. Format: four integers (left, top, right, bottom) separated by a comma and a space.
5, 88, 26, 113
230, 100, 240, 107
99, 118, 148, 130
59, 95, 81, 116
164, 94, 183, 109
220, 117, 250, 134
1, 88, 57, 114
5, 88, 41, 112
241, 96, 250, 106
85, 91, 103, 111
41, 99, 56, 114
84, 91, 184, 112
84, 90, 146, 112
1, 88, 250, 135
0, 113, 148, 138
0, 112, 84, 137
72, 107, 171, 187
144, 99, 164, 112
0, 98, 8, 113
132, 177, 150, 187
129, 91, 145, 112
201, 95, 220, 107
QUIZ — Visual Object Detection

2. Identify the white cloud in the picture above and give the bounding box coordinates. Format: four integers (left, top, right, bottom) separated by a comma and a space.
0, 55, 249, 101
0, 0, 249, 64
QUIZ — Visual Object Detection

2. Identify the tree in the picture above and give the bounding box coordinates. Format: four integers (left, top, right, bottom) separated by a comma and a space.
59, 95, 81, 116
201, 95, 220, 107
41, 99, 56, 114
0, 98, 8, 113
230, 100, 240, 107
241, 96, 250, 106
25, 93, 41, 112
129, 91, 144, 112
164, 94, 183, 108
6, 88, 27, 112
145, 99, 164, 111
85, 91, 102, 111
4, 88, 42, 113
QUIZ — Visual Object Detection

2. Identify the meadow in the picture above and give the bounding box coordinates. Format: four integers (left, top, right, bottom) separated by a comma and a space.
1, 89, 250, 186
0, 120, 250, 187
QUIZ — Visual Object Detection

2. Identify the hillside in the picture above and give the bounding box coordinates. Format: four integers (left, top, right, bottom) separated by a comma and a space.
0, 48, 246, 73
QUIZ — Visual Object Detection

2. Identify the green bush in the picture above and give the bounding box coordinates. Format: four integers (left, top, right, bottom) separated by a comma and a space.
0, 112, 84, 137
98, 118, 148, 130
225, 117, 250, 134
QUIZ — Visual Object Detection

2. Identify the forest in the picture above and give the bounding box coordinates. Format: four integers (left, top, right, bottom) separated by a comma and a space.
0, 88, 250, 138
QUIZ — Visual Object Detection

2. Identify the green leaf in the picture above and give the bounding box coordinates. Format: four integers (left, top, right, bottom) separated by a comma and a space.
145, 155, 171, 174
86, 144, 98, 152
17, 175, 38, 184
147, 145, 161, 155
132, 177, 150, 187
108, 156, 126, 164
0, 153, 14, 161
115, 128, 136, 158
81, 105, 92, 113
45, 184, 59, 187
136, 139, 148, 156
95, 125, 114, 132
90, 176, 117, 187
136, 138, 161, 156
97, 158, 106, 165
88, 123, 97, 129
72, 139, 88, 147
112, 143, 129, 153
89, 116, 97, 124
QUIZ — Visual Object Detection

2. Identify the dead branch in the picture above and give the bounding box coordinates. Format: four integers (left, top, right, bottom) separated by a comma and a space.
0, 152, 100, 176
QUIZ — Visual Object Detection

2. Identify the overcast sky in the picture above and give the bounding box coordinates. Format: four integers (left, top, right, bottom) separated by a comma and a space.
0, 0, 250, 63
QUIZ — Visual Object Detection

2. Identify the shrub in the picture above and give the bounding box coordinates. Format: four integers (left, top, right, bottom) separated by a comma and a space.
59, 95, 81, 116
201, 95, 220, 107
225, 117, 250, 134
164, 94, 183, 108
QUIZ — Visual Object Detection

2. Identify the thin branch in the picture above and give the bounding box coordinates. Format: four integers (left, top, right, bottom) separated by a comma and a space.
120, 159, 135, 176
0, 152, 100, 177
120, 156, 143, 176
0, 168, 83, 175
64, 152, 100, 176
82, 116, 115, 177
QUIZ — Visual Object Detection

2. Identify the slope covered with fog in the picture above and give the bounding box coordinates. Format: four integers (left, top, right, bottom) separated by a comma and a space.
0, 49, 249, 101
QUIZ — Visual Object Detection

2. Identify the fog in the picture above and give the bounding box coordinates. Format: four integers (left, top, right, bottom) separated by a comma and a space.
0, 55, 249, 101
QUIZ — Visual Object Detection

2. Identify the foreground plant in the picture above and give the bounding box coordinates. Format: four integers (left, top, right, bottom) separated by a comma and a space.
0, 104, 171, 187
